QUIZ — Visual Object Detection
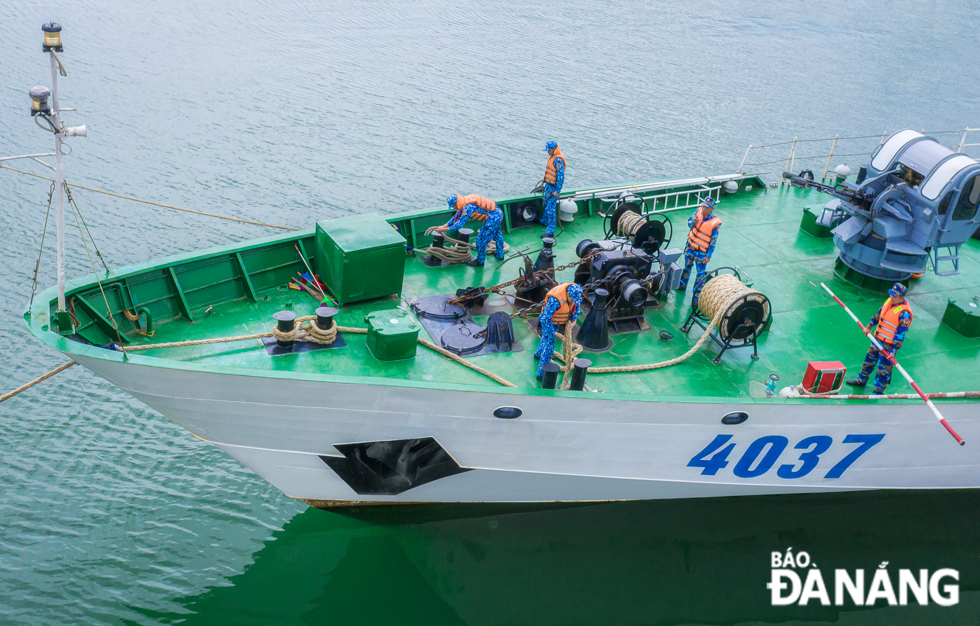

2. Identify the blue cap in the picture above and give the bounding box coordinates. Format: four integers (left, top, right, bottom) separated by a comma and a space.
888, 283, 907, 297
543, 140, 558, 152
567, 283, 583, 298
703, 197, 716, 208
447, 194, 457, 208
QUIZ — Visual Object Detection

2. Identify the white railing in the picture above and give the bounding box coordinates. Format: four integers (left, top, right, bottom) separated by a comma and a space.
638, 183, 721, 216
736, 127, 980, 182
590, 183, 722, 218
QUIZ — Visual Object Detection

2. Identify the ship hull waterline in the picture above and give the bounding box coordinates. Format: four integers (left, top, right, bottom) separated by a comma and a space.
71, 354, 980, 507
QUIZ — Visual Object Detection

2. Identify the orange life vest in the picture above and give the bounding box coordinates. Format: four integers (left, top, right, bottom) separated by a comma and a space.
874, 298, 913, 343
453, 194, 497, 223
686, 207, 722, 253
546, 283, 579, 325
543, 147, 566, 185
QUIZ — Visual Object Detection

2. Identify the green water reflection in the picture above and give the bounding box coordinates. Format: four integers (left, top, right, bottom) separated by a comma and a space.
147, 491, 979, 625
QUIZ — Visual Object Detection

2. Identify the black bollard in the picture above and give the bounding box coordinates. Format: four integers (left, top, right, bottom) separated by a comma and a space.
273, 310, 297, 348
534, 236, 556, 274
576, 288, 612, 352
315, 306, 338, 330
425, 232, 445, 266
457, 228, 474, 244
541, 362, 561, 389
570, 358, 592, 391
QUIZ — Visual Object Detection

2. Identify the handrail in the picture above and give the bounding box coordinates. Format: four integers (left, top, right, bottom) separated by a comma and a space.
737, 127, 980, 182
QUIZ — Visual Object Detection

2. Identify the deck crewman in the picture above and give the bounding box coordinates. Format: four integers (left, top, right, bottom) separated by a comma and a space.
432, 194, 506, 267
677, 196, 721, 308
846, 283, 913, 395
535, 282, 584, 380
540, 141, 566, 236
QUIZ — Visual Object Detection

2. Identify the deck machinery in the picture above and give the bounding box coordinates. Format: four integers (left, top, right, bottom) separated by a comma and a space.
785, 130, 980, 285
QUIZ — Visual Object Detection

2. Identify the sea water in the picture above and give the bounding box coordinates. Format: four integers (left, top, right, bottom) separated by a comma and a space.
1, 1, 978, 623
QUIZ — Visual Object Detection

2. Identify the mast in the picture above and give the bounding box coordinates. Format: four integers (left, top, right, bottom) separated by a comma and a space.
48, 28, 66, 311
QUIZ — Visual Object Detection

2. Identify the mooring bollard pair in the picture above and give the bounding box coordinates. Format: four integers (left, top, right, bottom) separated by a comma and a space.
541, 358, 592, 391
272, 306, 338, 348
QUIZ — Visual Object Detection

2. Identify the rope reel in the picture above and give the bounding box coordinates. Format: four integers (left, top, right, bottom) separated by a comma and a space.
604, 201, 672, 254
696, 272, 772, 341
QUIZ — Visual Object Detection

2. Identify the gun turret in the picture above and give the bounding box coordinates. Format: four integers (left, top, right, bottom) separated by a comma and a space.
786, 131, 980, 282
782, 171, 872, 208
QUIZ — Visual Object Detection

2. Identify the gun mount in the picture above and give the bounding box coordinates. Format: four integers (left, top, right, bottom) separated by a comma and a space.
784, 130, 980, 281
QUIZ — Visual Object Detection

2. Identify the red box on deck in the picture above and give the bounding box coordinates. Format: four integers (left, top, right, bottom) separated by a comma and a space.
802, 361, 847, 394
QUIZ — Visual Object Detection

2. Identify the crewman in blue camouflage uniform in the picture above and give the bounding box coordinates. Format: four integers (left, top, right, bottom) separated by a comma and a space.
677, 197, 721, 308
540, 141, 566, 236
846, 283, 913, 395
535, 282, 584, 380
432, 193, 506, 267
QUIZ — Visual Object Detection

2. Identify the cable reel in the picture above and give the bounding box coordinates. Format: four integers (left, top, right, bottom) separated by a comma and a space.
693, 267, 772, 341
603, 199, 672, 255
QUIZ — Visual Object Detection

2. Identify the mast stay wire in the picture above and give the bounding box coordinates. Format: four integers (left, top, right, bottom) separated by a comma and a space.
0, 163, 297, 231
28, 182, 57, 311
66, 182, 128, 351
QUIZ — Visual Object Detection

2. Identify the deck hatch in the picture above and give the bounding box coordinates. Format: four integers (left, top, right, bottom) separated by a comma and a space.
320, 437, 470, 495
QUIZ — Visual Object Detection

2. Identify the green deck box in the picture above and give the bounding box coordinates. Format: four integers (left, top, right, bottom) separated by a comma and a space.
365, 309, 419, 361
314, 214, 406, 306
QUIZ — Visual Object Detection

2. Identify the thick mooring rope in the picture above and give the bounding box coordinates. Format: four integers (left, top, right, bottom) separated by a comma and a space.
589, 274, 760, 374
421, 226, 510, 264
121, 315, 345, 351
558, 324, 583, 390
123, 316, 515, 387
0, 361, 77, 403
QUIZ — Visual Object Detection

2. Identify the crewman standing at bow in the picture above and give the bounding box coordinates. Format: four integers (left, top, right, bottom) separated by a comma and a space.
432, 194, 506, 267
535, 282, 584, 380
677, 197, 721, 308
540, 141, 566, 236
846, 283, 913, 395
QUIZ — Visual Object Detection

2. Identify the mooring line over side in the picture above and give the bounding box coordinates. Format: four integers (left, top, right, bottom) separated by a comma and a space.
0, 163, 297, 231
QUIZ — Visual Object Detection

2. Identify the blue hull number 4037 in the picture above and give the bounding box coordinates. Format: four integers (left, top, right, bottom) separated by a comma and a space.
687, 434, 885, 479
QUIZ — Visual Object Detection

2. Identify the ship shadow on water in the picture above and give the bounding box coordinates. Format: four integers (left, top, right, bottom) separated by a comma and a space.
140, 491, 979, 625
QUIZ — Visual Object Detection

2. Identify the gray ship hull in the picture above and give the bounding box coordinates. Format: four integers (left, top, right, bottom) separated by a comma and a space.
72, 354, 980, 506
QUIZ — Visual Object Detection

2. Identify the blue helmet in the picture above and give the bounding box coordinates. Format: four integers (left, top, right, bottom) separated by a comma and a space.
447, 194, 457, 208
888, 283, 907, 297
544, 140, 558, 152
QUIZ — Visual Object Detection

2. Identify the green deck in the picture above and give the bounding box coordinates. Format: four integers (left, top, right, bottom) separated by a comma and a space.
27, 178, 980, 400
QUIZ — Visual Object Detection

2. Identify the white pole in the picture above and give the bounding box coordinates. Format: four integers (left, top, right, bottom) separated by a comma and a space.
782, 138, 797, 186
957, 129, 969, 153
49, 51, 65, 311
819, 282, 965, 446
821, 134, 838, 182
736, 145, 752, 174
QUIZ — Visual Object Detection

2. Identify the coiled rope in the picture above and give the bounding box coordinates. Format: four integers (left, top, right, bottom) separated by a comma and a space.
421, 226, 510, 264
588, 274, 765, 374
616, 210, 646, 237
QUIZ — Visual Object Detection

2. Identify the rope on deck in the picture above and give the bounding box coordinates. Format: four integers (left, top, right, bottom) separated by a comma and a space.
0, 361, 77, 403
583, 274, 749, 374
124, 317, 516, 388
421, 226, 509, 264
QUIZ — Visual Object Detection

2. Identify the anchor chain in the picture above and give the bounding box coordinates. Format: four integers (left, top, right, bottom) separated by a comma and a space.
448, 252, 599, 306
